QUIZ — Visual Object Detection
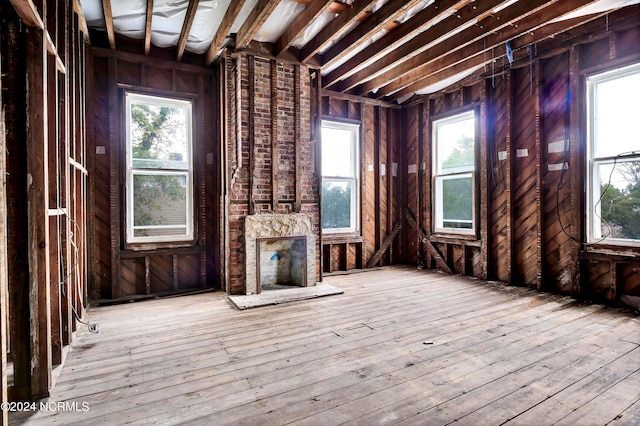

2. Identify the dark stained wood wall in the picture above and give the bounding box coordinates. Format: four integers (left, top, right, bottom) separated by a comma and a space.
320, 94, 403, 273
403, 14, 640, 305
88, 48, 219, 302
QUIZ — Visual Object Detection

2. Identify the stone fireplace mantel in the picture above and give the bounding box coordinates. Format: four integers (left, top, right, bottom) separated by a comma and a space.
244, 213, 316, 294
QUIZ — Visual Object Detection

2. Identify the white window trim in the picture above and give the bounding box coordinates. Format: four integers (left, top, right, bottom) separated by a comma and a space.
586, 63, 640, 246
321, 120, 360, 234
432, 110, 476, 236
125, 93, 194, 244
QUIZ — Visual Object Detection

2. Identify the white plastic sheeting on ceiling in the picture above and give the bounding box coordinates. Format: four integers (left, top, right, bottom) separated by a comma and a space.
80, 0, 105, 30
151, 0, 190, 49
254, 0, 306, 42
187, 0, 229, 53
552, 0, 640, 21
112, 0, 146, 39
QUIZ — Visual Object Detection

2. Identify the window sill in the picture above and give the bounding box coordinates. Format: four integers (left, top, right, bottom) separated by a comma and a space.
322, 234, 363, 244
430, 234, 481, 247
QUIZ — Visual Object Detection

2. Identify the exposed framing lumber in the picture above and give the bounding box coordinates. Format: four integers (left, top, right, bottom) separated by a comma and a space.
73, 0, 91, 44
8, 0, 44, 29
405, 207, 452, 274
101, 0, 116, 50
236, 0, 281, 50
176, 0, 199, 61
320, 0, 424, 71
0, 45, 8, 426
277, 0, 333, 56
144, 0, 153, 55
294, 64, 302, 212
367, 222, 402, 268
26, 28, 52, 399
248, 55, 255, 214
300, 0, 377, 63
323, 0, 472, 88
205, 0, 246, 65
379, 0, 603, 100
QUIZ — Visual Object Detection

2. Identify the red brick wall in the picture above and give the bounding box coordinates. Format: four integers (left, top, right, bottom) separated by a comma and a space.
226, 53, 319, 294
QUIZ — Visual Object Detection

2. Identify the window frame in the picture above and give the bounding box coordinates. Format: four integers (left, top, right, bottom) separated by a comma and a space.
431, 109, 478, 236
320, 120, 361, 235
586, 62, 640, 246
124, 92, 195, 245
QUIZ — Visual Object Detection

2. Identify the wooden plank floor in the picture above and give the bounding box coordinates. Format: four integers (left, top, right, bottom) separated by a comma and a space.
11, 266, 640, 425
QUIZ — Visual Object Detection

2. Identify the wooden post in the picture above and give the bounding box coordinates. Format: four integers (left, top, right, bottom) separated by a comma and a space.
107, 56, 121, 300
27, 27, 52, 399
479, 76, 489, 280
534, 59, 543, 291
0, 42, 10, 426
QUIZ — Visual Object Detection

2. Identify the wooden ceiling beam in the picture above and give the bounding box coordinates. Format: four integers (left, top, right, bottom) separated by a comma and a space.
101, 0, 116, 49
73, 0, 91, 44
176, 0, 199, 61
205, 0, 246, 65
320, 0, 426, 71
322, 0, 473, 88
299, 0, 377, 63
8, 0, 44, 29
236, 0, 281, 49
341, 0, 557, 94
144, 0, 153, 55
276, 0, 334, 56
387, 0, 606, 101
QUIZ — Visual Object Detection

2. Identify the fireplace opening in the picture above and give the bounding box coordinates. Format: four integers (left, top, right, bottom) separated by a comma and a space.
257, 237, 307, 290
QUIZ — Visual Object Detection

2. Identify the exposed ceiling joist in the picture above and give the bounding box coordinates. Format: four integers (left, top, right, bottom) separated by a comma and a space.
101, 0, 116, 50
388, 0, 608, 100
205, 0, 247, 65
299, 0, 377, 63
144, 0, 153, 55
320, 0, 426, 71
176, 0, 200, 61
340, 0, 558, 94
276, 0, 335, 57
8, 0, 44, 29
323, 0, 473, 88
236, 0, 282, 49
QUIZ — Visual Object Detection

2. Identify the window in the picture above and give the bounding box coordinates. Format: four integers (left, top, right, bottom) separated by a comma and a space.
125, 93, 194, 244
587, 63, 640, 245
321, 121, 360, 234
432, 110, 476, 234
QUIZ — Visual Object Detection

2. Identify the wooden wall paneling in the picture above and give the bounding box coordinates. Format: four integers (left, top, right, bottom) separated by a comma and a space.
379, 107, 388, 264
568, 45, 582, 298
617, 263, 640, 296
534, 59, 543, 292
487, 74, 511, 282
146, 67, 173, 91
107, 56, 121, 300
616, 26, 640, 58
404, 105, 419, 264
511, 64, 539, 288
374, 106, 382, 260
0, 40, 9, 424
120, 258, 145, 297
540, 53, 574, 294
479, 82, 489, 280
26, 28, 52, 398
175, 70, 198, 94
584, 259, 614, 302
197, 74, 207, 288
178, 253, 201, 290
387, 109, 397, 264
362, 104, 376, 263
416, 103, 425, 267
117, 60, 142, 87
149, 255, 173, 293
46, 56, 62, 368
5, 17, 32, 400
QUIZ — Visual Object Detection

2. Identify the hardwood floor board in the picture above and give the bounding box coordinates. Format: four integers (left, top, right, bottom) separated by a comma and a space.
608, 397, 640, 425
287, 311, 614, 425
456, 330, 640, 425
53, 282, 526, 397
396, 329, 637, 425
504, 346, 640, 425
10, 267, 640, 426
554, 367, 640, 425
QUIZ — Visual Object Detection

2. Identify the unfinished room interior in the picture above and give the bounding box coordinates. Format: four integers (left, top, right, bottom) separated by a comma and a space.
1, 0, 640, 424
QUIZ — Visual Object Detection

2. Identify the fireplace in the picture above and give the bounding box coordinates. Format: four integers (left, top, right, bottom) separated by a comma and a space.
244, 213, 316, 294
